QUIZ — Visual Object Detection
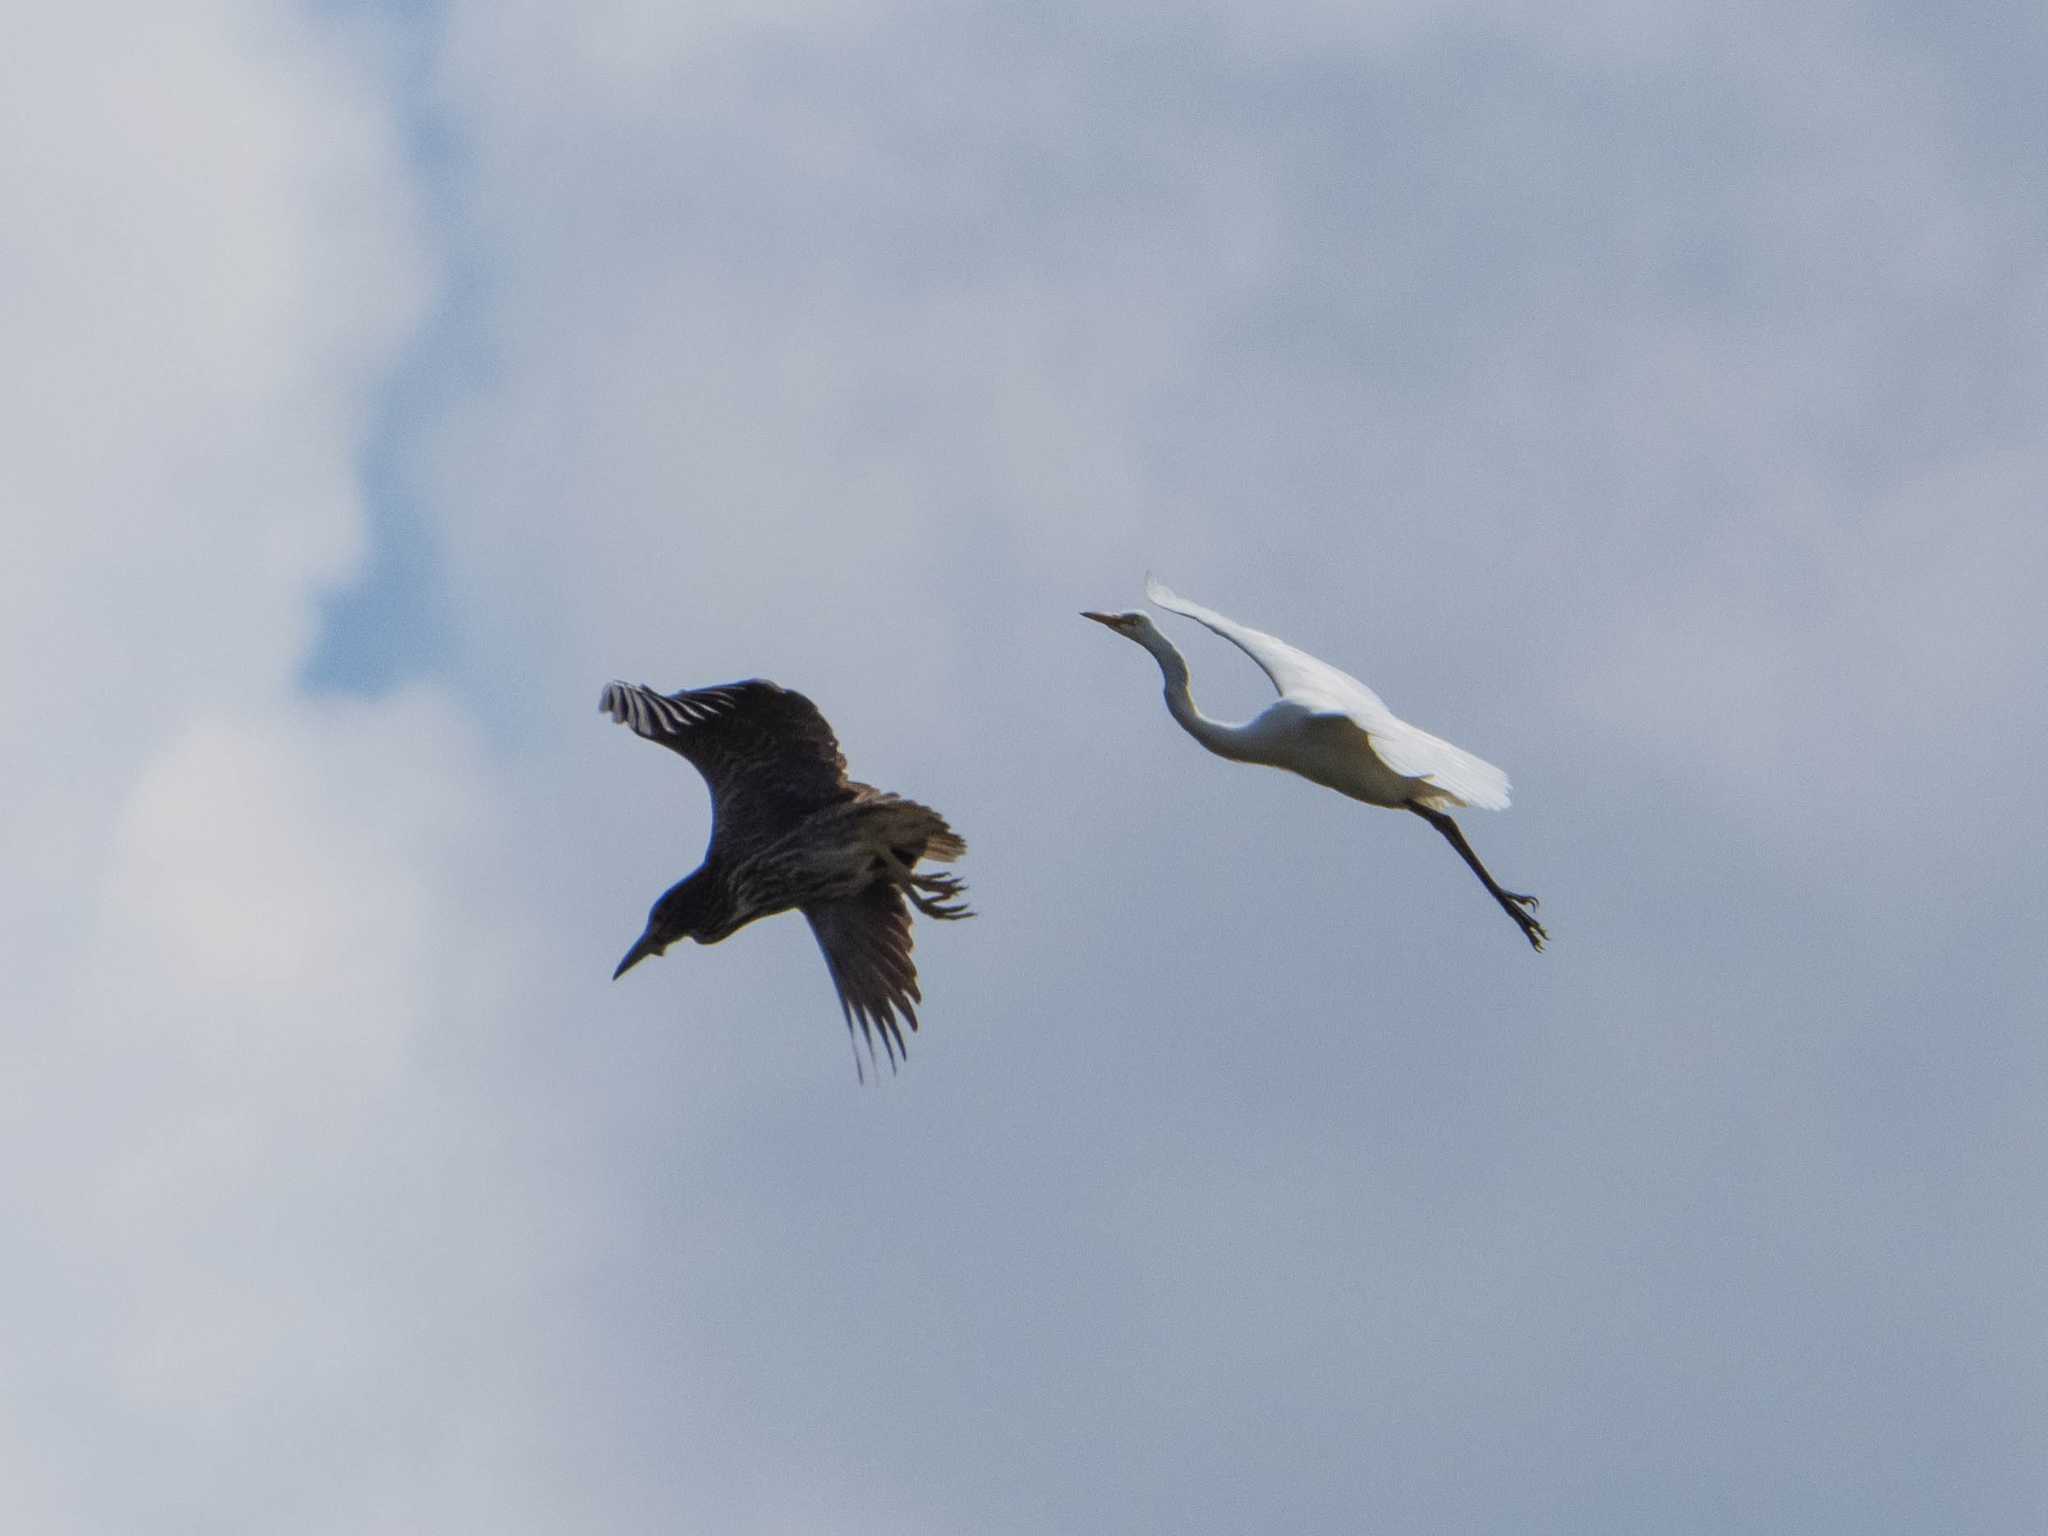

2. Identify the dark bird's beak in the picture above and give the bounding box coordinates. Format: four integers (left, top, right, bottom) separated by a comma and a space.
1080, 611, 1117, 627
613, 931, 663, 980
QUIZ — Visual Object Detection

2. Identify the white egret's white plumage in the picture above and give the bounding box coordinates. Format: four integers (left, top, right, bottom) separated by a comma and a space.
1084, 579, 1547, 950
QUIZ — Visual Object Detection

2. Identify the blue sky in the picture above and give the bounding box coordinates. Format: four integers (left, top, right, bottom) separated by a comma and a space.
7, 3, 2046, 1531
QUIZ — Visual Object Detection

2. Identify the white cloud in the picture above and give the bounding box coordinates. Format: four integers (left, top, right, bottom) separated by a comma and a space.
25, 691, 589, 1533
1, 0, 432, 999
0, 5, 590, 1530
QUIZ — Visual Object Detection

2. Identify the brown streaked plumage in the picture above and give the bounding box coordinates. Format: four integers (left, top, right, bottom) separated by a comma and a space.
601, 678, 969, 1075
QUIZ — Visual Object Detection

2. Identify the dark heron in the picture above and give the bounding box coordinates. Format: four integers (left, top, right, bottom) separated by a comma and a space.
601, 678, 970, 1074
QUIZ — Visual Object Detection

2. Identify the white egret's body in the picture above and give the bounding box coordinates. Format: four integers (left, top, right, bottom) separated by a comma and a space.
1086, 580, 1547, 950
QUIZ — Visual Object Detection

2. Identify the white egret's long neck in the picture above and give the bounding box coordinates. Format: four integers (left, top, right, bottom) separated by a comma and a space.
1141, 631, 1253, 760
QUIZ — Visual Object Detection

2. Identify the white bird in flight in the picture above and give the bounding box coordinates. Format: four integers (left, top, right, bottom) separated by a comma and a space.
1084, 578, 1547, 950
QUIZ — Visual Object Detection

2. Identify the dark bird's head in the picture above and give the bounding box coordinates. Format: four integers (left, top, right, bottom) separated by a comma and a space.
613, 871, 720, 980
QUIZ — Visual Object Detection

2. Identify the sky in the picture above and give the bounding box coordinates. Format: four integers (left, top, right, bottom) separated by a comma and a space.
6, 1, 2046, 1530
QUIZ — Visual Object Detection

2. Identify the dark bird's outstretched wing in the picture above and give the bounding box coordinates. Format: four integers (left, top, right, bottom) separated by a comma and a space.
803, 884, 924, 1075
600, 679, 851, 856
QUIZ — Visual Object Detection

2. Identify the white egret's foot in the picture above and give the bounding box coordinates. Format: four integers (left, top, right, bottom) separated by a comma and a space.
1502, 892, 1547, 951
1407, 802, 1548, 954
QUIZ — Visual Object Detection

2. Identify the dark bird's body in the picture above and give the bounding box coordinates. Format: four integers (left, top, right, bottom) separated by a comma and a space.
601, 678, 969, 1073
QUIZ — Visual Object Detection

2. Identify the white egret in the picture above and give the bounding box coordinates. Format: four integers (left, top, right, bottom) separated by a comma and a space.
1083, 579, 1547, 950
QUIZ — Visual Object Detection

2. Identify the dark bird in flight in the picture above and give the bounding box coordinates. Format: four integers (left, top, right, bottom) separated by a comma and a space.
601, 678, 970, 1074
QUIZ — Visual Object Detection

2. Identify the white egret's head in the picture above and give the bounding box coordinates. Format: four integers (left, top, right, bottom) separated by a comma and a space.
1080, 609, 1164, 646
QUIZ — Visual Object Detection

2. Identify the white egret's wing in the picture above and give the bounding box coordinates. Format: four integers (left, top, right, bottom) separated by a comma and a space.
1360, 716, 1511, 811
1146, 578, 1511, 810
1145, 577, 1394, 714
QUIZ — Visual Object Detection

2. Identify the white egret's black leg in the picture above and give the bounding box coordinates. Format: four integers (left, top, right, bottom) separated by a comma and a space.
1406, 803, 1548, 951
